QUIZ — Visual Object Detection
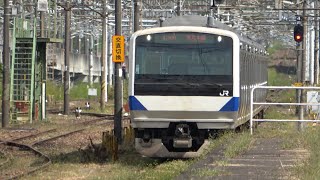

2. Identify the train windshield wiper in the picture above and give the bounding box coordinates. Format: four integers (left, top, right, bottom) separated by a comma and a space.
154, 77, 178, 81
175, 83, 224, 88
202, 83, 223, 88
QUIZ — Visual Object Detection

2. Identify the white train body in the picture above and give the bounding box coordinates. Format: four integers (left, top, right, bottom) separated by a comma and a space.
128, 16, 268, 158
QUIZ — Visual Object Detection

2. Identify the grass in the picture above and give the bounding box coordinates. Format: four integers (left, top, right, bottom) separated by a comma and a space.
192, 167, 221, 177
17, 115, 195, 180
31, 150, 192, 180
268, 68, 295, 86
224, 132, 254, 158
46, 80, 129, 114
293, 126, 320, 179
46, 80, 129, 102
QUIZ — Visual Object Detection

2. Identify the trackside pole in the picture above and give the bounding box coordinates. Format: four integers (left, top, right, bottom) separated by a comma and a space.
250, 87, 255, 135
114, 0, 123, 148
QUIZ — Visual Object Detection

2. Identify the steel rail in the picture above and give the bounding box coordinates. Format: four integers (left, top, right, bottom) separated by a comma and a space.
0, 149, 12, 168
1, 141, 51, 180
9, 128, 57, 142
31, 129, 86, 147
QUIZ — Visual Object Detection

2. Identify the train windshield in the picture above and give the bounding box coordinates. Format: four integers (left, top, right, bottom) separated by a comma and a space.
134, 32, 234, 96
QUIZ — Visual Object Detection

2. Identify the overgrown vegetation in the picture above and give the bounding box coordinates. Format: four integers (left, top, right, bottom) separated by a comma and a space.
295, 127, 320, 179
46, 80, 129, 103
267, 40, 285, 56
224, 132, 253, 158
268, 68, 295, 86
192, 168, 221, 177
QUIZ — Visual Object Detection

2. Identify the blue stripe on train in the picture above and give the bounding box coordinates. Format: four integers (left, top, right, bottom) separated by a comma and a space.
129, 96, 239, 111
219, 97, 239, 111
129, 96, 147, 110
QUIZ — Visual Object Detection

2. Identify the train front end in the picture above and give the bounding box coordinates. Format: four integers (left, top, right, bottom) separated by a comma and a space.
129, 27, 240, 158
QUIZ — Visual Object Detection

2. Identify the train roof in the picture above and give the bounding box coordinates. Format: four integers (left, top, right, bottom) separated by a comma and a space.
160, 16, 264, 50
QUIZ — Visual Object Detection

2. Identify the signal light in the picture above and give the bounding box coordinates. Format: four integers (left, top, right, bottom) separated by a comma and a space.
294, 24, 303, 43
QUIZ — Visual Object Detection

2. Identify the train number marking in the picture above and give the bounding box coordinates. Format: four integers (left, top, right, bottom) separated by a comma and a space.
219, 90, 229, 96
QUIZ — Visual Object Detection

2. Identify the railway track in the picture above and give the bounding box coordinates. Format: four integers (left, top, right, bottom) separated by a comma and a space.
0, 114, 120, 179
0, 149, 11, 168
32, 128, 86, 147
0, 141, 51, 180
32, 118, 120, 147
47, 109, 114, 118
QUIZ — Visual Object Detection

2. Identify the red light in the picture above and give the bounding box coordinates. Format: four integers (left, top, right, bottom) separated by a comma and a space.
296, 35, 301, 40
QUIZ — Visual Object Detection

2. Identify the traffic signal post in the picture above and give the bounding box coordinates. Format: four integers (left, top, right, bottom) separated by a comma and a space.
294, 1, 307, 132
294, 24, 303, 43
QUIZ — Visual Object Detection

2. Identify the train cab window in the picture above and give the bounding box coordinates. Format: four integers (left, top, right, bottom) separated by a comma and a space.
168, 55, 189, 75
144, 54, 161, 74
135, 33, 233, 76
134, 32, 234, 96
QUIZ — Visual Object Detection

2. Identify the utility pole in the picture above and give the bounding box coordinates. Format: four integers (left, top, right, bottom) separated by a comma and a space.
314, 0, 319, 84
114, 0, 123, 143
176, 0, 181, 16
100, 0, 107, 110
40, 11, 45, 37
82, 1, 109, 108
134, 0, 140, 32
63, 1, 71, 115
2, 0, 10, 128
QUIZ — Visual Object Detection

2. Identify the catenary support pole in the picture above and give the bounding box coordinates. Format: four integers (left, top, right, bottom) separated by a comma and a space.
40, 11, 45, 37
114, 0, 123, 143
2, 0, 10, 128
64, 2, 71, 115
134, 0, 140, 32
176, 0, 181, 16
101, 0, 107, 110
314, 0, 319, 84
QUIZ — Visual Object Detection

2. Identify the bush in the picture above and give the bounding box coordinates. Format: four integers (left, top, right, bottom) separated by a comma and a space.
46, 80, 128, 102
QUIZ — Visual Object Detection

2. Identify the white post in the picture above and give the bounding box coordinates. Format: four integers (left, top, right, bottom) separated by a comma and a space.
42, 83, 46, 120
90, 36, 93, 86
105, 18, 108, 102
108, 33, 113, 86
250, 87, 255, 135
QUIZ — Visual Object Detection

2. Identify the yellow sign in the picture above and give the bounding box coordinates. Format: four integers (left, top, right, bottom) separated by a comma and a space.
293, 82, 303, 87
112, 35, 125, 63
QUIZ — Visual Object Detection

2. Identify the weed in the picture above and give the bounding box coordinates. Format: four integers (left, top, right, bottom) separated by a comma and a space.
293, 126, 320, 179
224, 132, 254, 158
268, 68, 294, 86
46, 81, 126, 102
192, 167, 220, 177
215, 160, 228, 167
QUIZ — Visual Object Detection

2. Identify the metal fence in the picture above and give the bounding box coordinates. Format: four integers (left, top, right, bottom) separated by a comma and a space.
250, 86, 320, 135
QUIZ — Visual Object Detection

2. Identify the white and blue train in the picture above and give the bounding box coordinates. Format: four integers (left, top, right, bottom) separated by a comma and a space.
128, 16, 268, 158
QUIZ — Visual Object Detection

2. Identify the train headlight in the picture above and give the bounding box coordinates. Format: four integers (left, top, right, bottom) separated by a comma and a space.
146, 35, 152, 41
217, 36, 222, 42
